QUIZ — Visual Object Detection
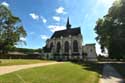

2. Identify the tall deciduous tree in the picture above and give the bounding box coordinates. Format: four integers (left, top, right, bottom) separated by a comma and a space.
0, 5, 27, 54
94, 0, 125, 59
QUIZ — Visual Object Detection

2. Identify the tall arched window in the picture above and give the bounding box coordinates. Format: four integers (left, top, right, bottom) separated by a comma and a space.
56, 42, 61, 53
50, 42, 53, 52
64, 41, 69, 53
73, 40, 78, 52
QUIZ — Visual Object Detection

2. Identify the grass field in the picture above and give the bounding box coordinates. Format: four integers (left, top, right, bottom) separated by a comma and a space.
0, 62, 101, 83
0, 59, 53, 66
111, 63, 125, 81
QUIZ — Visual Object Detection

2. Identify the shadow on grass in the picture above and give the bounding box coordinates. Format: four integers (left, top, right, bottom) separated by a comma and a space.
110, 62, 125, 82
72, 61, 125, 83
71, 61, 104, 76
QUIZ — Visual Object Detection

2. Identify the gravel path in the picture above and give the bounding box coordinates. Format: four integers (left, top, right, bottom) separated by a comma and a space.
0, 62, 63, 75
100, 64, 124, 83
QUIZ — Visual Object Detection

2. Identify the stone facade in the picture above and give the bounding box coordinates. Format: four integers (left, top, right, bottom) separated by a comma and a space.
43, 18, 97, 61
45, 33, 83, 60
43, 18, 83, 61
83, 44, 97, 61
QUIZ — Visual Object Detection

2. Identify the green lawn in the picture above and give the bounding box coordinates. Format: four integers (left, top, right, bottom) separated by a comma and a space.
0, 59, 53, 66
0, 62, 100, 83
111, 63, 125, 81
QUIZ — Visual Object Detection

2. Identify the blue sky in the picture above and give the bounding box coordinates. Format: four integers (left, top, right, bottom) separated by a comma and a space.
0, 0, 115, 54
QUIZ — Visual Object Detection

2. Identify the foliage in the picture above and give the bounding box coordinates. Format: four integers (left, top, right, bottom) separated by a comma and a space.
9, 48, 42, 53
94, 0, 125, 59
0, 5, 27, 54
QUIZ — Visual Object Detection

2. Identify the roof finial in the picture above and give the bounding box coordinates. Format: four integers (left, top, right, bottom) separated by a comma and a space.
66, 17, 71, 30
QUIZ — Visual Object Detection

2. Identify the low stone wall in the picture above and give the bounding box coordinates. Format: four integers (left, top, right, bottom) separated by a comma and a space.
85, 57, 97, 62
42, 53, 84, 61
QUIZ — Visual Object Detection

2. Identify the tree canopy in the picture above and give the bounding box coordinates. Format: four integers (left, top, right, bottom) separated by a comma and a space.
0, 5, 27, 54
94, 0, 125, 59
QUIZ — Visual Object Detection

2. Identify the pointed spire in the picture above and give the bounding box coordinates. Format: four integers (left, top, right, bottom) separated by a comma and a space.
66, 17, 71, 30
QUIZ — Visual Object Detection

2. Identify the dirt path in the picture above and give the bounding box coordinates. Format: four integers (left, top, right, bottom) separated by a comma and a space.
100, 64, 124, 83
0, 62, 64, 75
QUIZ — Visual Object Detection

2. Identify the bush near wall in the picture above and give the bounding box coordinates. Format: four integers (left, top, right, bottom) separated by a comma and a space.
0, 54, 41, 59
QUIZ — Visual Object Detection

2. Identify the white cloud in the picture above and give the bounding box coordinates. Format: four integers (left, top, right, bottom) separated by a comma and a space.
29, 13, 47, 23
97, 0, 115, 7
20, 37, 26, 41
84, 14, 89, 19
53, 16, 60, 21
29, 32, 35, 35
96, 43, 101, 55
96, 43, 108, 56
56, 6, 67, 14
1, 2, 9, 7
43, 19, 47, 23
48, 25, 65, 32
40, 16, 47, 23
89, 0, 115, 20
29, 13, 39, 20
40, 35, 49, 40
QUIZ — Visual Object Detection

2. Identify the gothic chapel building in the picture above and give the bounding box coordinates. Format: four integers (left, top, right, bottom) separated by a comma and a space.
43, 18, 97, 61
43, 18, 83, 60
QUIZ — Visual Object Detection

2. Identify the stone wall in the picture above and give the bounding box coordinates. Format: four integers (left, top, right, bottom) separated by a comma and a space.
45, 34, 83, 60
83, 44, 97, 61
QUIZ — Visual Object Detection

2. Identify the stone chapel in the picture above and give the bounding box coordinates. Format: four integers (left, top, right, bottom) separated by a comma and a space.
43, 18, 97, 61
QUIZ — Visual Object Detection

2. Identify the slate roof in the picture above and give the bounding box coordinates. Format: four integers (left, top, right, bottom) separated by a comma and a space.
51, 27, 81, 39
85, 43, 96, 46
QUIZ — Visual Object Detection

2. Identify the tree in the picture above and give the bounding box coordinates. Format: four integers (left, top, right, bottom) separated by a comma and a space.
0, 5, 27, 54
94, 0, 125, 59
